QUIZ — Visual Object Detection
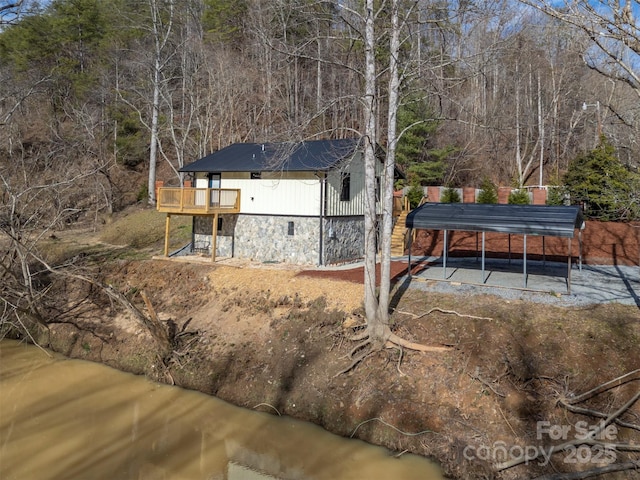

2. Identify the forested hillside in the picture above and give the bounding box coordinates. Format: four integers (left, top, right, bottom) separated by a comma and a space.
0, 0, 638, 226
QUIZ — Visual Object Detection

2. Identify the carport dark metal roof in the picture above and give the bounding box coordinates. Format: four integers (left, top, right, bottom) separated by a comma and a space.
180, 138, 361, 173
406, 203, 584, 238
405, 202, 585, 293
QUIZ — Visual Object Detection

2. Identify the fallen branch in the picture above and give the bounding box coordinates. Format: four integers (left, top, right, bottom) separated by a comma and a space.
395, 307, 494, 321
561, 369, 640, 405
559, 401, 640, 432
497, 375, 640, 471
531, 460, 640, 480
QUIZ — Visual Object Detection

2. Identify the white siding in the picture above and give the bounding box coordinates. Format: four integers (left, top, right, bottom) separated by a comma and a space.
194, 174, 208, 188
325, 152, 382, 216
222, 172, 321, 216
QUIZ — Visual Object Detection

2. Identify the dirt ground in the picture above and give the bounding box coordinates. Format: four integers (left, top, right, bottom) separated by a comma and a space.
33, 220, 640, 480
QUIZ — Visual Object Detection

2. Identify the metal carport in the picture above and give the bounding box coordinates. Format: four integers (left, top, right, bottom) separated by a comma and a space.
406, 203, 585, 293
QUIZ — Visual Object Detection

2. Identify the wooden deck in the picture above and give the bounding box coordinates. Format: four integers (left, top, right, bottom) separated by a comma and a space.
156, 187, 241, 215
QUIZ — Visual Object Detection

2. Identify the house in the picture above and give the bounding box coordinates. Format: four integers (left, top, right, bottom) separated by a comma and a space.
157, 138, 399, 265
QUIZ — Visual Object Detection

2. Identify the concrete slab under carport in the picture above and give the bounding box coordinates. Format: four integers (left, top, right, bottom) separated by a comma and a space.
404, 256, 640, 306
410, 257, 573, 292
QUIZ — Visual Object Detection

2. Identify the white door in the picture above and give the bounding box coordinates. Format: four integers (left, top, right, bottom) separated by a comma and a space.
209, 173, 221, 206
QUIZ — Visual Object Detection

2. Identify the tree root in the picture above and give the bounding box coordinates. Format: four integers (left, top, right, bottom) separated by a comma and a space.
252, 403, 281, 416
386, 332, 451, 352
395, 307, 494, 321
349, 416, 434, 438
467, 367, 506, 398
336, 322, 451, 376
345, 327, 369, 342
334, 338, 376, 377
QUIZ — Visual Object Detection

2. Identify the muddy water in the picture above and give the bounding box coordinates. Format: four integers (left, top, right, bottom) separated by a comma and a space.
0, 340, 443, 480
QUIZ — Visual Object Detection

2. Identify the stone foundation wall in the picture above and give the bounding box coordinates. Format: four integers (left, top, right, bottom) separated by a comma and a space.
234, 215, 320, 264
194, 214, 320, 264
322, 217, 365, 264
193, 214, 366, 265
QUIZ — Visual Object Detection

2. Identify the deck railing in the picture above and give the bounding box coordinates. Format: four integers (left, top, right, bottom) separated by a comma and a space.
156, 187, 241, 214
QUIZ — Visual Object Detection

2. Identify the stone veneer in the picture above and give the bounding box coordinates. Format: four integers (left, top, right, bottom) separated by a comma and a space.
322, 217, 365, 264
193, 214, 365, 265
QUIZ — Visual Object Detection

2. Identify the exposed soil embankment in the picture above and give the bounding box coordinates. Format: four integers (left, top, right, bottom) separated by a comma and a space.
30, 253, 640, 480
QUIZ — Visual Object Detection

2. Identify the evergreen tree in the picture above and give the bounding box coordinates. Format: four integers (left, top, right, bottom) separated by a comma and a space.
396, 97, 448, 186
441, 187, 461, 203
508, 189, 530, 205
0, 0, 109, 92
202, 0, 247, 44
477, 178, 498, 204
564, 136, 637, 220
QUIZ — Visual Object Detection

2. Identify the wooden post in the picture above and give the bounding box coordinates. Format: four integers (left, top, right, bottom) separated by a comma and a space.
164, 214, 171, 257
211, 213, 219, 262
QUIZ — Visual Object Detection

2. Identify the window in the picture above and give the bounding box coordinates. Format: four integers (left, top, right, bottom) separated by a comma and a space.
288, 221, 295, 236
340, 173, 351, 201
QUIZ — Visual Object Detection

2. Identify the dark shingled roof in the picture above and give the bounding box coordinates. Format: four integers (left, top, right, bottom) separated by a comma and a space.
180, 138, 361, 173
406, 202, 584, 238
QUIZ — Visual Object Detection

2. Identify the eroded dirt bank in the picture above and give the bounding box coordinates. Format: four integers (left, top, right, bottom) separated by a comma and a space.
28, 258, 640, 479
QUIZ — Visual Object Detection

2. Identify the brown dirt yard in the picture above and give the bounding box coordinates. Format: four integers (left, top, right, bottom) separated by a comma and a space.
30, 220, 640, 480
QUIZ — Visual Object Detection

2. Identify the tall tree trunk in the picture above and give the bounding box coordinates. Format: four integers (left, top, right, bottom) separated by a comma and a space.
147, 0, 174, 205
362, 0, 380, 334
376, 0, 400, 323
148, 55, 160, 205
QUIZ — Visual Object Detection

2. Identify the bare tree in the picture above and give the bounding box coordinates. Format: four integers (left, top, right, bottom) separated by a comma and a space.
337, 0, 450, 374
520, 0, 640, 97
147, 0, 174, 204
0, 0, 24, 25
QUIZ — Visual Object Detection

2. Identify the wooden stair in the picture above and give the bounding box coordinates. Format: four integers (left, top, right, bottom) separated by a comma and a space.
390, 210, 410, 256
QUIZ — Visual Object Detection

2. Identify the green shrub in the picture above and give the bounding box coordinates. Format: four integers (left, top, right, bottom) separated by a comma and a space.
477, 179, 498, 204
137, 184, 149, 203
508, 189, 530, 205
546, 186, 567, 206
441, 187, 461, 203
407, 185, 425, 208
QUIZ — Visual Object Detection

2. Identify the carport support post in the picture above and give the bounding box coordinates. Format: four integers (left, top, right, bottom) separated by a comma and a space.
568, 237, 572, 294
407, 228, 413, 277
579, 229, 583, 271
523, 234, 527, 288
482, 231, 486, 283
443, 229, 448, 279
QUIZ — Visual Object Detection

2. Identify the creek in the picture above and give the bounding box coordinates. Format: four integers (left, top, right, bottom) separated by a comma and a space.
0, 340, 444, 480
